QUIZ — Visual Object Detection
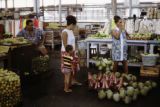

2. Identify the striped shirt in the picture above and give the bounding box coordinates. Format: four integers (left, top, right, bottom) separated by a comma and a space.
63, 55, 73, 69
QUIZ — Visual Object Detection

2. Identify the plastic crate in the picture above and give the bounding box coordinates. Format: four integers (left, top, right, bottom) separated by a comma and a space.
141, 54, 159, 66
140, 65, 159, 77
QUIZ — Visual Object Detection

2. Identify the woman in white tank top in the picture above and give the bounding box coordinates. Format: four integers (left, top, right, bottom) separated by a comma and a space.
61, 15, 81, 92
61, 29, 75, 52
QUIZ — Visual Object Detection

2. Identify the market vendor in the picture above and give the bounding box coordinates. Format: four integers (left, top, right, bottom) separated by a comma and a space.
111, 15, 129, 73
16, 19, 48, 56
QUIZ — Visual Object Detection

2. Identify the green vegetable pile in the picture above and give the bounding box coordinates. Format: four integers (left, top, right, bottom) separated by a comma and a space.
32, 56, 50, 75
0, 68, 21, 107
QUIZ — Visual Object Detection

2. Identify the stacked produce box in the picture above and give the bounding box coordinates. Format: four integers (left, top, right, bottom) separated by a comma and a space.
0, 68, 21, 107
147, 8, 160, 19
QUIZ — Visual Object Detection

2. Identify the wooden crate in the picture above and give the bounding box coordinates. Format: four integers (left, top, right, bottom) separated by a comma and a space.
140, 65, 160, 77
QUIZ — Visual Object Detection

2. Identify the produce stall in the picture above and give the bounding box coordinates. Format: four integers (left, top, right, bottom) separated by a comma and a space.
85, 38, 160, 67
0, 37, 50, 83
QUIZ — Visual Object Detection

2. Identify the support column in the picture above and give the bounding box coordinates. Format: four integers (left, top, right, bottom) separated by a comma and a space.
111, 0, 117, 16
33, 0, 40, 17
5, 0, 8, 11
59, 0, 62, 26
129, 0, 132, 17
124, 0, 140, 17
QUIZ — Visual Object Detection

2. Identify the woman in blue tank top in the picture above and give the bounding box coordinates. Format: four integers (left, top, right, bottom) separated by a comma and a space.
111, 16, 129, 74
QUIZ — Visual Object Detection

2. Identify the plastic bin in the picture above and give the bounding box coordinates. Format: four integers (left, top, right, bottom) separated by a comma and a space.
141, 54, 159, 66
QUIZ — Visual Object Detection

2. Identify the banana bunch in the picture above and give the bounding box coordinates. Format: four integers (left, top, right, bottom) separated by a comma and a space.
0, 68, 21, 107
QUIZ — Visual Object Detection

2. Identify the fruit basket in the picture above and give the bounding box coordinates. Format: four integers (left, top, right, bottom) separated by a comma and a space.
141, 54, 159, 66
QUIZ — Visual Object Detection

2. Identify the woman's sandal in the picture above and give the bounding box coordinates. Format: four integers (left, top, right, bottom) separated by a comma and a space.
72, 81, 82, 86
64, 89, 72, 93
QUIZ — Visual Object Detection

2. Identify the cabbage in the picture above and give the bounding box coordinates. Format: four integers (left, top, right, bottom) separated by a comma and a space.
106, 66, 110, 71
129, 81, 133, 86
131, 75, 137, 81
113, 93, 120, 102
108, 60, 113, 65
132, 82, 138, 88
110, 65, 113, 70
124, 75, 132, 82
98, 90, 106, 99
106, 89, 113, 99
102, 62, 106, 67
127, 74, 133, 81
96, 61, 101, 66
132, 92, 138, 101
123, 82, 128, 87
140, 86, 149, 96
151, 81, 157, 88
138, 82, 144, 89
121, 73, 126, 77
98, 66, 103, 70
134, 88, 140, 95
127, 86, 134, 96
124, 96, 132, 104
105, 71, 111, 75
93, 74, 97, 80
148, 85, 152, 91
115, 72, 121, 78
145, 80, 151, 86
105, 60, 110, 65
